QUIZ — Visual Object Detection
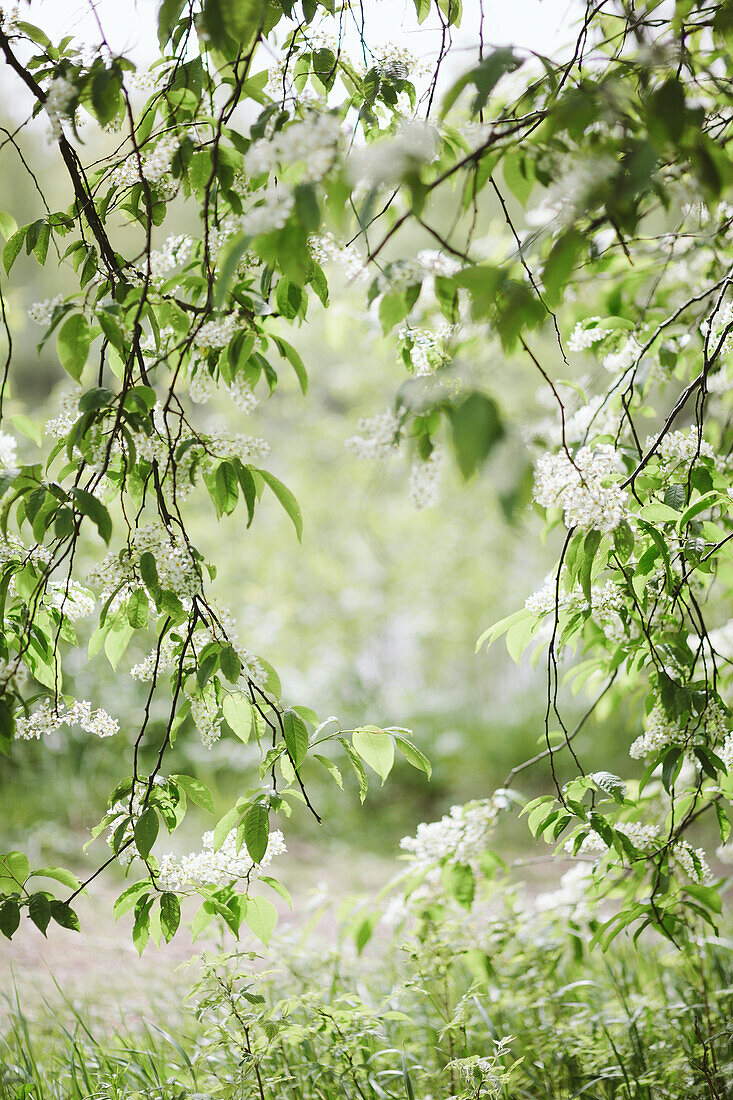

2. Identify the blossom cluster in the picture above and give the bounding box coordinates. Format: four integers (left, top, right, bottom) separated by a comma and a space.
193, 314, 239, 351
310, 232, 366, 282
110, 135, 180, 190
87, 522, 201, 603
567, 317, 613, 352
16, 698, 119, 740
409, 451, 442, 510
0, 430, 18, 472
398, 322, 455, 376
241, 183, 294, 237
399, 797, 505, 872
28, 295, 64, 326
629, 699, 729, 760
345, 409, 400, 460
44, 75, 76, 139
189, 369, 258, 413
157, 826, 286, 892
245, 112, 343, 185
353, 120, 439, 186
533, 444, 627, 533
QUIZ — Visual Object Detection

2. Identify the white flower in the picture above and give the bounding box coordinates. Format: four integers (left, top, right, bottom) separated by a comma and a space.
45, 76, 76, 138
45, 387, 81, 437
245, 112, 343, 184
310, 232, 366, 282
28, 295, 64, 326
193, 314, 239, 350
629, 698, 728, 760
399, 797, 504, 872
157, 826, 286, 892
16, 698, 119, 740
533, 444, 627, 533
241, 184, 294, 236
345, 409, 400, 460
674, 840, 713, 885
353, 120, 439, 185
526, 156, 616, 229
87, 523, 201, 602
409, 451, 441, 510
603, 335, 642, 374
110, 134, 180, 189
567, 317, 613, 352
648, 427, 715, 468
0, 430, 18, 471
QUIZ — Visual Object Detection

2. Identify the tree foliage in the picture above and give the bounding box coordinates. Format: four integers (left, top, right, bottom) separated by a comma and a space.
0, 0, 731, 954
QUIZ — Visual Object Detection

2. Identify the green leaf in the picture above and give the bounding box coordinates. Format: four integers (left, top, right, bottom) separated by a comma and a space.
257, 469, 303, 540
160, 892, 181, 942
351, 727, 394, 784
282, 708, 308, 768
220, 644, 242, 683
0, 211, 17, 240
0, 899, 20, 939
57, 314, 91, 382
223, 694, 253, 742
113, 881, 150, 920
393, 734, 432, 778
215, 460, 239, 516
441, 861, 475, 909
244, 801, 269, 864
31, 866, 81, 890
171, 774, 215, 815
448, 392, 504, 480
50, 901, 80, 932
28, 892, 51, 936
70, 488, 112, 543
244, 895, 277, 946
134, 806, 159, 858
126, 588, 149, 629
0, 851, 30, 892
2, 225, 27, 274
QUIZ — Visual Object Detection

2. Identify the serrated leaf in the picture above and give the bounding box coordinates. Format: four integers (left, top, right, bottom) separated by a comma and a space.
223, 694, 253, 742
244, 801, 269, 864
257, 469, 303, 541
134, 806, 159, 858
282, 708, 308, 767
244, 895, 277, 946
351, 728, 394, 784
57, 314, 91, 382
160, 892, 181, 942
171, 774, 215, 814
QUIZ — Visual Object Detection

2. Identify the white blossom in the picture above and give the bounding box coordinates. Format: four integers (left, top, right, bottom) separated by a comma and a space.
353, 120, 439, 186
0, 430, 18, 471
674, 840, 713, 885
629, 699, 729, 760
245, 112, 343, 184
310, 232, 366, 282
399, 797, 506, 872
45, 76, 76, 139
16, 698, 119, 740
409, 451, 441, 510
648, 427, 715, 468
345, 409, 400, 460
533, 444, 627, 533
241, 184, 294, 236
157, 826, 286, 892
28, 295, 64, 326
603, 335, 643, 374
45, 387, 82, 437
110, 134, 180, 189
193, 314, 239, 350
567, 317, 613, 352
